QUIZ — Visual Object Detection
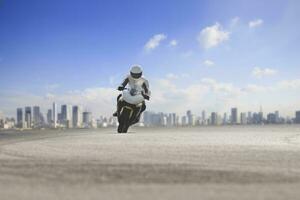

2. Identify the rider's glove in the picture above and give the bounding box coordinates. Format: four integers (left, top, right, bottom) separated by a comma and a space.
142, 92, 150, 100
117, 86, 125, 91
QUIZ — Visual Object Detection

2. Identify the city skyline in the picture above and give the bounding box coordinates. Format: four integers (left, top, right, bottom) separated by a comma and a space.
1, 101, 299, 130
1, 1, 300, 117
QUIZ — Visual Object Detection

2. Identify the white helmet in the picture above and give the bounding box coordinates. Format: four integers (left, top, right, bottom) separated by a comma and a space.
130, 65, 143, 79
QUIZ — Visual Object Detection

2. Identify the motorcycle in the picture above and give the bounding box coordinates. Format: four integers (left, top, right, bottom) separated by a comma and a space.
117, 88, 145, 133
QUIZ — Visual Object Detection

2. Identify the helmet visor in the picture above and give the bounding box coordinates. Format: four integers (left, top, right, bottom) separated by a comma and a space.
131, 72, 142, 79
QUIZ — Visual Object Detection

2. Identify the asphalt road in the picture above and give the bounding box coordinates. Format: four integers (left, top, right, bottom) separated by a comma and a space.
1, 126, 300, 200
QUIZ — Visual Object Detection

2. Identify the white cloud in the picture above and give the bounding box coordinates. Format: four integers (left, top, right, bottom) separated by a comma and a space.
1, 77, 300, 118
252, 67, 278, 78
243, 84, 269, 93
203, 59, 215, 67
249, 19, 263, 28
277, 79, 300, 89
169, 39, 178, 46
144, 33, 167, 51
166, 73, 179, 79
166, 73, 190, 80
197, 23, 230, 49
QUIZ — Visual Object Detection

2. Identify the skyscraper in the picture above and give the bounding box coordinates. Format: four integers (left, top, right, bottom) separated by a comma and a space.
52, 102, 57, 128
33, 106, 41, 127
47, 109, 52, 125
223, 112, 227, 125
187, 110, 193, 126
72, 106, 82, 128
231, 108, 238, 125
259, 106, 264, 124
211, 112, 218, 125
61, 104, 72, 128
25, 107, 32, 128
240, 112, 247, 125
295, 111, 300, 124
247, 112, 252, 124
267, 113, 276, 124
16, 108, 23, 128
83, 112, 92, 128
275, 111, 279, 123
181, 116, 187, 126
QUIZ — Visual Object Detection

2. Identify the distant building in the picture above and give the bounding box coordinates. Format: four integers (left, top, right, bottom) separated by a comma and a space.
295, 111, 300, 124
52, 102, 57, 128
83, 112, 92, 128
181, 116, 187, 126
47, 109, 52, 125
231, 108, 238, 124
61, 105, 72, 128
201, 110, 206, 125
167, 113, 176, 127
247, 112, 252, 124
223, 113, 228, 125
187, 110, 193, 126
72, 106, 82, 128
25, 107, 32, 128
275, 111, 279, 123
267, 113, 276, 124
33, 106, 41, 128
211, 112, 218, 125
16, 108, 23, 128
240, 112, 247, 125
144, 111, 165, 127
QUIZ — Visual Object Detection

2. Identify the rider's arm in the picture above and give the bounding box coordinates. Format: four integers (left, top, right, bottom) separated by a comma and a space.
121, 77, 129, 87
142, 81, 150, 100
118, 76, 129, 91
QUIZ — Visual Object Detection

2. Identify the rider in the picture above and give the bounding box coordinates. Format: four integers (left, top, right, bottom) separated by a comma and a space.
113, 65, 150, 123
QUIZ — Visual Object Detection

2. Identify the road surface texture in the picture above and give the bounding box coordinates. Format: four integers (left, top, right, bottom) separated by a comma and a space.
1, 126, 300, 200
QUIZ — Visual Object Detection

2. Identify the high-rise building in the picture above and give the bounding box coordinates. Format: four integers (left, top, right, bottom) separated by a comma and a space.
247, 112, 252, 124
201, 110, 206, 124
181, 116, 187, 126
72, 106, 82, 128
267, 113, 276, 124
187, 110, 193, 126
16, 108, 23, 128
83, 112, 92, 128
172, 113, 177, 126
231, 108, 238, 124
33, 106, 41, 127
61, 105, 72, 128
25, 107, 32, 128
275, 111, 279, 123
52, 102, 57, 128
259, 106, 264, 124
211, 112, 218, 125
240, 112, 247, 125
167, 113, 173, 126
223, 113, 228, 125
47, 109, 52, 125
295, 111, 300, 124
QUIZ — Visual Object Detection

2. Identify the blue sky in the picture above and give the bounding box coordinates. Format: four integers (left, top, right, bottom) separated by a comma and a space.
0, 0, 300, 117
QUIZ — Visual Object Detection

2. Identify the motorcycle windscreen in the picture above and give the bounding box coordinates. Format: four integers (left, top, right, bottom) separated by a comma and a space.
122, 90, 144, 105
